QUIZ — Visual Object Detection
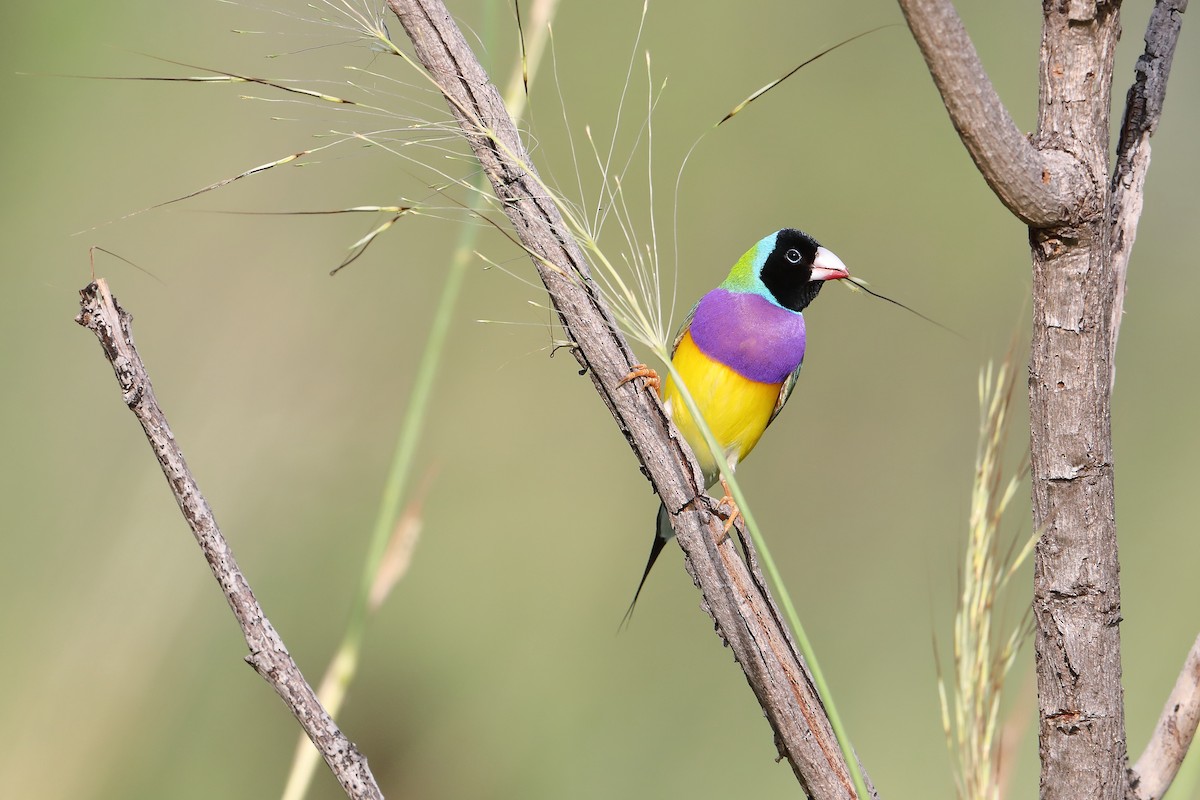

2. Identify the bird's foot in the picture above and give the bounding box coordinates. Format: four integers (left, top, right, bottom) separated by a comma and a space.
616, 364, 660, 394
716, 477, 741, 537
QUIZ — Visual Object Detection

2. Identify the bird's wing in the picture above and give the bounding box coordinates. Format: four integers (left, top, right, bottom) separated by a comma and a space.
669, 301, 701, 358
767, 362, 803, 428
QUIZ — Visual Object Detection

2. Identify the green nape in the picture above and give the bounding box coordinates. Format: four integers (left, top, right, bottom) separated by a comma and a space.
718, 231, 775, 296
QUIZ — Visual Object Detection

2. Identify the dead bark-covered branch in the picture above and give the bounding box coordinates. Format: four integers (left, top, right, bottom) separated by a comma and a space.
1108, 0, 1188, 363
1128, 634, 1200, 800
75, 280, 383, 800
383, 0, 873, 797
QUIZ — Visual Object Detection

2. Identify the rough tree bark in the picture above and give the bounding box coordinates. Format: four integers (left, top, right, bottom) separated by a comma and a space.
1028, 8, 1128, 799
897, 1, 1192, 799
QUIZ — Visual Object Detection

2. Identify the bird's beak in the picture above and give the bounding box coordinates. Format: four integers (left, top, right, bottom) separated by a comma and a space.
810, 247, 850, 282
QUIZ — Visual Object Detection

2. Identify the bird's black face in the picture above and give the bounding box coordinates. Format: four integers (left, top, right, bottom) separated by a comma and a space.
759, 228, 849, 312
760, 229, 825, 312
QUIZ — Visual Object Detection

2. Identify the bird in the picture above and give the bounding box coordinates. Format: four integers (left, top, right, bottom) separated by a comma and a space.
618, 228, 849, 623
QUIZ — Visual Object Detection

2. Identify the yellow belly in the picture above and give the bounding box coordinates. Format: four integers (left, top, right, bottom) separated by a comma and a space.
661, 331, 783, 487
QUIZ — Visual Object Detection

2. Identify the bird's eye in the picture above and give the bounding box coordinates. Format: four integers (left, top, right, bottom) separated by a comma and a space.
785, 248, 802, 264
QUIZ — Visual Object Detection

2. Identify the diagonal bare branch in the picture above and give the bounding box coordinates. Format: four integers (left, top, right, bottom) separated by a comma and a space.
383, 0, 874, 796
75, 280, 383, 800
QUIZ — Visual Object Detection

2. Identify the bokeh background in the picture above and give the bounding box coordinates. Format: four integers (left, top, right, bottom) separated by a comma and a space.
3, 1, 1197, 798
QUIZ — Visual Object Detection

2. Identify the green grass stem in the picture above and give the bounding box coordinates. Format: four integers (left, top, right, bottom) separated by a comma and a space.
279, 3, 560, 797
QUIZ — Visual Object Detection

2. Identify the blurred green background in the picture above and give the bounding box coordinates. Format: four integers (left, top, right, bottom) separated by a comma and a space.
2, 1, 1197, 798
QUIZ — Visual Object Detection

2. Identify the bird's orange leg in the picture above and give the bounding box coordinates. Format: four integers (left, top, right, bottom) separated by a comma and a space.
717, 476, 741, 536
616, 363, 660, 394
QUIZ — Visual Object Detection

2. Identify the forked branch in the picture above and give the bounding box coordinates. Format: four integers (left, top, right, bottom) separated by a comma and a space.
897, 0, 1094, 226
897, 1, 1190, 799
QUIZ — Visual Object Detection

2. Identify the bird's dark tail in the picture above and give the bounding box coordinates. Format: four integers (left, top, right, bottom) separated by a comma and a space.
619, 504, 673, 630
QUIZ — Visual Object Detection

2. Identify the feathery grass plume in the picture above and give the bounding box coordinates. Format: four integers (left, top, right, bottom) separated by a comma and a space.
353, 0, 679, 358
937, 350, 1036, 800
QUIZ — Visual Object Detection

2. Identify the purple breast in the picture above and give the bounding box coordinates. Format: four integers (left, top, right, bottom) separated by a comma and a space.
687, 289, 807, 384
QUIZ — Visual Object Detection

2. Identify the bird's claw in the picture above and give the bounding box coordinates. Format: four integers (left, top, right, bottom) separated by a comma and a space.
716, 477, 741, 539
617, 364, 660, 394
716, 497, 742, 536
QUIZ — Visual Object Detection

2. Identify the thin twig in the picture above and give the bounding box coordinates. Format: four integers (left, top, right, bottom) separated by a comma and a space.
75, 279, 383, 800
1128, 635, 1200, 800
383, 1, 871, 797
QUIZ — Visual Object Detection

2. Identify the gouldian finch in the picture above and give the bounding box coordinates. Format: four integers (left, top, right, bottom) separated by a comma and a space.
621, 228, 849, 620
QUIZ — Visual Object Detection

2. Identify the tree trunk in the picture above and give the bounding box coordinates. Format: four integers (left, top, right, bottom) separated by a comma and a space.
1028, 7, 1128, 800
